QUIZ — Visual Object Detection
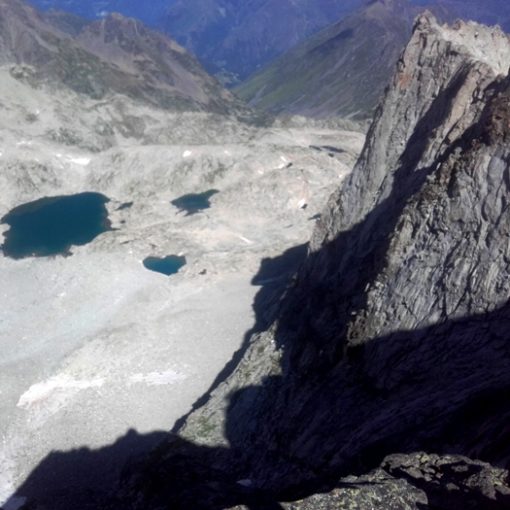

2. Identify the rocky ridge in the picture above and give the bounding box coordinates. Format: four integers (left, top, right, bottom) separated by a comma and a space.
26, 0, 367, 84
118, 13, 510, 509
236, 0, 423, 119
0, 0, 241, 114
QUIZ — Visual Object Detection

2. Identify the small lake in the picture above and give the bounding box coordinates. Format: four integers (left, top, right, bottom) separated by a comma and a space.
171, 190, 219, 216
1, 192, 111, 259
143, 255, 187, 276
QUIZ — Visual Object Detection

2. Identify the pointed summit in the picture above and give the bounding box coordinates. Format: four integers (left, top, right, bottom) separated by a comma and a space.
412, 9, 438, 30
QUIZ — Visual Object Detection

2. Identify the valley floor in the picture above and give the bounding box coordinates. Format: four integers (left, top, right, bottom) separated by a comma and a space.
0, 121, 364, 508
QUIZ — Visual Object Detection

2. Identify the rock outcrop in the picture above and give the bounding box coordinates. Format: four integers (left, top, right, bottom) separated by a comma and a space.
119, 13, 510, 510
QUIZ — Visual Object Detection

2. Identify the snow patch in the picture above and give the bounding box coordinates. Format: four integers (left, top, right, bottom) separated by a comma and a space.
277, 156, 290, 170
68, 156, 91, 166
17, 375, 104, 409
237, 235, 254, 245
130, 370, 187, 386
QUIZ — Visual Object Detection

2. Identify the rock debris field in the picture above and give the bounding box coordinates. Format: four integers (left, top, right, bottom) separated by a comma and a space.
0, 108, 364, 507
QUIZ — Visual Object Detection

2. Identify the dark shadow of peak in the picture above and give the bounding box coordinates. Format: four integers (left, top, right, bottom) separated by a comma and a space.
252, 244, 309, 286
171, 243, 309, 434
3, 429, 168, 510
4, 242, 310, 510
115, 297, 510, 505
6, 304, 510, 510
250, 243, 309, 331
218, 302, 510, 503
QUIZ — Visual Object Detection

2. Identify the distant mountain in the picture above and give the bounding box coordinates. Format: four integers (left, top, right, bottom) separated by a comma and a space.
27, 0, 369, 82
236, 0, 425, 119
161, 0, 366, 82
0, 0, 239, 113
27, 0, 174, 26
237, 0, 510, 119
417, 0, 510, 31
23, 0, 510, 86
25, 0, 510, 90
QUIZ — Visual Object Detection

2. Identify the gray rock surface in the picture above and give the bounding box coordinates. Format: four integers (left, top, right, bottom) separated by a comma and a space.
236, 453, 509, 510
118, 13, 510, 510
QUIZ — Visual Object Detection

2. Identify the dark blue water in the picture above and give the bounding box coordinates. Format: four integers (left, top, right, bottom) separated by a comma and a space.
171, 190, 219, 216
143, 255, 186, 276
1, 192, 111, 259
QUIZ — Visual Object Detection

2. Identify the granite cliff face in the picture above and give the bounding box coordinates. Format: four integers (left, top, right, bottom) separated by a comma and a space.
118, 13, 510, 509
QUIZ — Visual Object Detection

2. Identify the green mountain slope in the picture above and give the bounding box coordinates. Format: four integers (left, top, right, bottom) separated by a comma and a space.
235, 0, 434, 119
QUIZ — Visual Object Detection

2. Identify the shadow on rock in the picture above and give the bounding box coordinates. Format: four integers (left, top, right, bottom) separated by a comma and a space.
5, 305, 510, 509
2, 430, 168, 510
172, 243, 308, 433
116, 301, 510, 509
4, 243, 309, 510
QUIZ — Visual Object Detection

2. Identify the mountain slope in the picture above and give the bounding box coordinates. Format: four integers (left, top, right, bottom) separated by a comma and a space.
0, 0, 239, 113
117, 13, 510, 509
235, 0, 441, 118
75, 13, 236, 111
27, 0, 174, 26
424, 0, 510, 31
25, 0, 510, 86
27, 0, 369, 82
161, 0, 365, 81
